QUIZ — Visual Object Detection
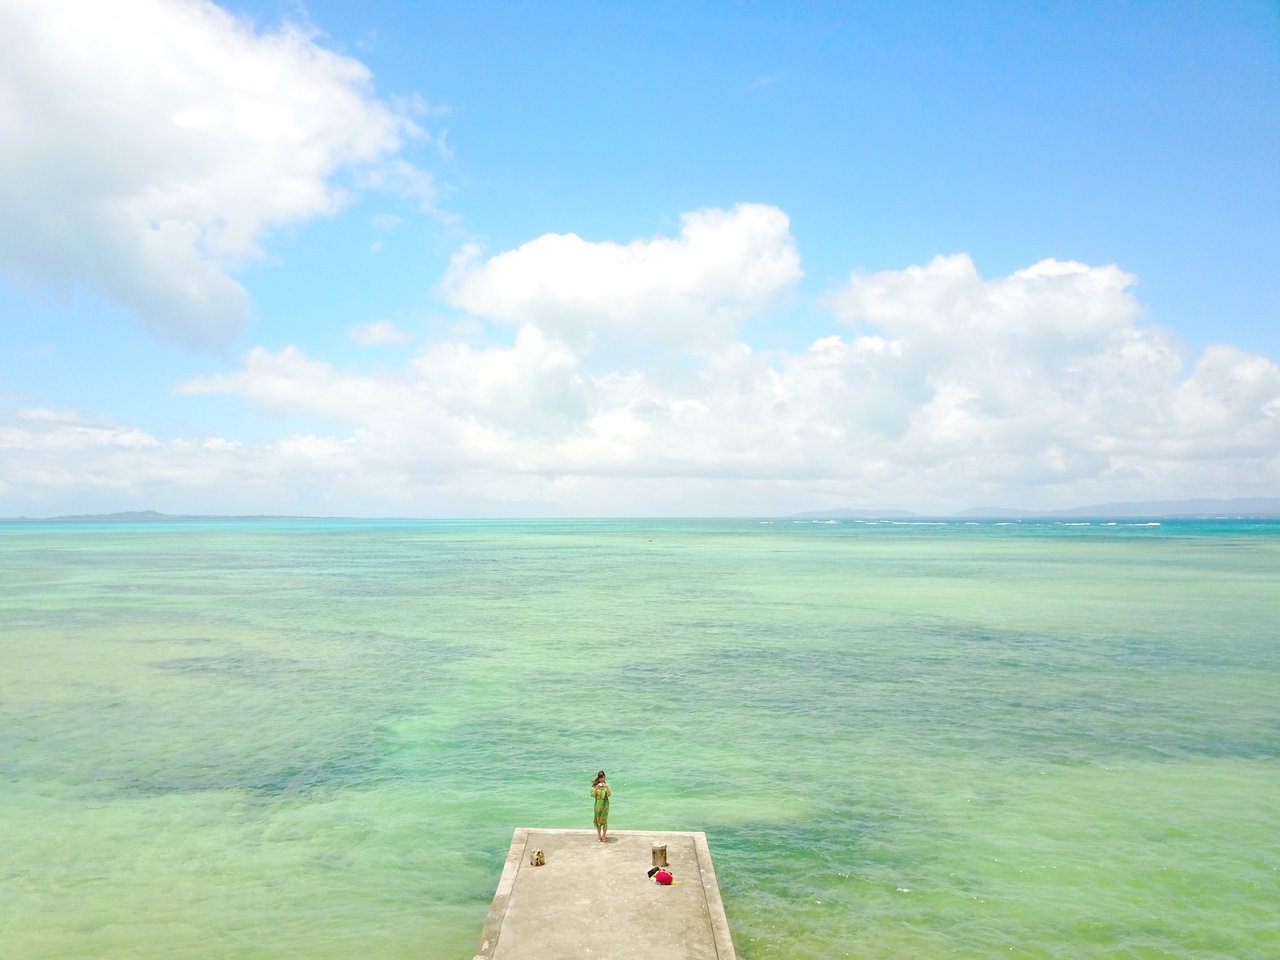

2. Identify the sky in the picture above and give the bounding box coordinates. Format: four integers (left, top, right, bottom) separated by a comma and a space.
1, 0, 1278, 518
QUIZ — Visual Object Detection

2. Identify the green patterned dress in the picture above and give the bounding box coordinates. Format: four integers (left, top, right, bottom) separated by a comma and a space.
591, 783, 610, 827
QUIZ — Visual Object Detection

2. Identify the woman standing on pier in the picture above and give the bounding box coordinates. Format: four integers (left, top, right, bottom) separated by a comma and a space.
591, 771, 610, 842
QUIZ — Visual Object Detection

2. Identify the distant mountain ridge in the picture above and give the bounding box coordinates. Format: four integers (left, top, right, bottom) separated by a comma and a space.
793, 497, 1280, 519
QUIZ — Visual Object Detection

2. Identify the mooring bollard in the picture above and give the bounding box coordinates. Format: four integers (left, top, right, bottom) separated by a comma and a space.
651, 841, 668, 868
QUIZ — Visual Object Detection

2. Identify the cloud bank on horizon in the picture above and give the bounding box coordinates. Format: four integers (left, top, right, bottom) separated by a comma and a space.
1, 0, 1277, 517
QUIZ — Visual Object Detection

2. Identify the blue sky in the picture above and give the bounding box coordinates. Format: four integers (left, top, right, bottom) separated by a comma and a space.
2, 0, 1278, 517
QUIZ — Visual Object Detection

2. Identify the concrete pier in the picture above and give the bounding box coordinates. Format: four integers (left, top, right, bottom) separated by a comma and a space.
473, 829, 737, 960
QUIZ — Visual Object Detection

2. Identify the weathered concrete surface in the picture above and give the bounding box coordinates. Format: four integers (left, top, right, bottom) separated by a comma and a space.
473, 829, 737, 960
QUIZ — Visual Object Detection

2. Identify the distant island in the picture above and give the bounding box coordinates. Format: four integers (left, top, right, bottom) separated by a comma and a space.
1, 510, 320, 522
4, 497, 1280, 522
791, 497, 1280, 519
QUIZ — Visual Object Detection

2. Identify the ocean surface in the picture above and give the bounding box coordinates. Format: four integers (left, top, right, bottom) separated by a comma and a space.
1, 517, 1277, 959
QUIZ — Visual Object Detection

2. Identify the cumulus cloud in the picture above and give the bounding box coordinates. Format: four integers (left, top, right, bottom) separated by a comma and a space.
410, 327, 595, 439
0, 0, 431, 347
0, 407, 162, 509
1169, 344, 1280, 455
4, 213, 1278, 516
830, 253, 1141, 344
812, 254, 1280, 500
350, 320, 412, 345
439, 203, 802, 351
0, 407, 159, 453
190, 241, 1280, 511
176, 346, 413, 423
180, 326, 595, 446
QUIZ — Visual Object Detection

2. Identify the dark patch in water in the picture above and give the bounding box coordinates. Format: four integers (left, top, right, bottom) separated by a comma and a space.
89, 738, 388, 800
152, 651, 311, 682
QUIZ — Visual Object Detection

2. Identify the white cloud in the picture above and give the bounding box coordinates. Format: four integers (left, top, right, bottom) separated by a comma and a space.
4, 221, 1279, 516
1169, 344, 1280, 454
410, 327, 594, 440
0, 407, 159, 452
357, 158, 438, 212
439, 203, 802, 351
813, 255, 1280, 501
0, 0, 430, 347
829, 253, 1140, 345
180, 326, 595, 446
350, 320, 412, 345
176, 346, 413, 423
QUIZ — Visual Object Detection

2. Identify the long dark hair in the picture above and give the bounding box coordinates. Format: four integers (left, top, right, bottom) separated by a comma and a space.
592, 770, 606, 786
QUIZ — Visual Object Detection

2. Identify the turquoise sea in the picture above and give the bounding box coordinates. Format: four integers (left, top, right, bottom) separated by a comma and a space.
1, 518, 1277, 959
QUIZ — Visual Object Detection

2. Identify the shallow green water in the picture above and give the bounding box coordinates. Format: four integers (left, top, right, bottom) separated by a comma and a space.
2, 518, 1277, 959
